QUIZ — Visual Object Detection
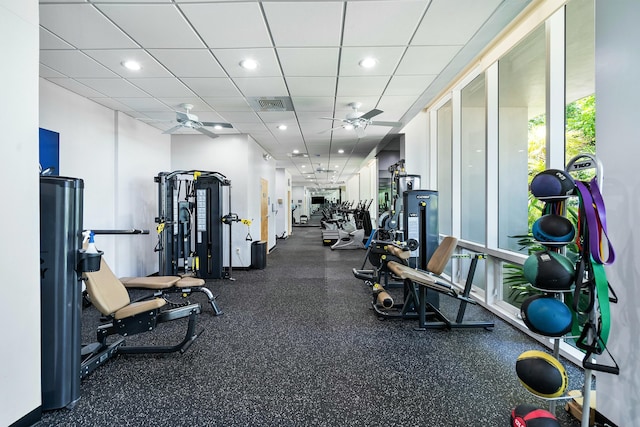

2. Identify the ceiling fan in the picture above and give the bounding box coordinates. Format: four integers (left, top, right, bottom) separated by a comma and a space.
163, 103, 233, 139
320, 102, 402, 138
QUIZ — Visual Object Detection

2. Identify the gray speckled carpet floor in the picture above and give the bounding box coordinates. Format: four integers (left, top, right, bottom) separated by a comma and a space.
40, 226, 584, 426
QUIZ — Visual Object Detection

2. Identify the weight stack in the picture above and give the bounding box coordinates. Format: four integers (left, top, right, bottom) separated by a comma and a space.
40, 176, 83, 410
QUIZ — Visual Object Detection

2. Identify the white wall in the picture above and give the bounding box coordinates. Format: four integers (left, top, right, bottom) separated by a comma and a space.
291, 186, 305, 224
40, 79, 171, 277
114, 112, 171, 274
595, 1, 640, 424
0, 1, 41, 425
275, 168, 291, 238
402, 111, 430, 188
171, 134, 276, 267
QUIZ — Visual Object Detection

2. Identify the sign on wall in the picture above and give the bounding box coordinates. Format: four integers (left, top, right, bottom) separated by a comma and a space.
39, 128, 59, 175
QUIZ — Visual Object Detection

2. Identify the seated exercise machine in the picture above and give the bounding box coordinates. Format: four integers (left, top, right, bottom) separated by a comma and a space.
375, 237, 495, 330
81, 255, 203, 378
83, 230, 223, 315
40, 176, 203, 411
116, 261, 223, 316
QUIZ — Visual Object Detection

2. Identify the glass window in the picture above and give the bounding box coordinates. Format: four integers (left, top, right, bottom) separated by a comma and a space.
461, 74, 487, 244
498, 25, 547, 252
566, 0, 596, 179
437, 100, 453, 236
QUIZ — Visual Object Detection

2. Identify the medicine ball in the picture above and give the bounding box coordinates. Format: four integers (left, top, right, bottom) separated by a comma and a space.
532, 214, 575, 245
530, 169, 575, 198
511, 404, 560, 427
523, 251, 575, 292
520, 295, 573, 337
516, 350, 568, 398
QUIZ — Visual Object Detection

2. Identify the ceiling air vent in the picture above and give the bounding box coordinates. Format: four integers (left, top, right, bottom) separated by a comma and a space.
248, 96, 294, 112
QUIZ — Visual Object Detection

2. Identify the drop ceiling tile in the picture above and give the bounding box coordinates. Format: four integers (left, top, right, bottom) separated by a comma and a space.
217, 111, 261, 123
339, 47, 405, 76
233, 123, 268, 133
336, 76, 390, 97
158, 98, 211, 112
40, 28, 74, 50
40, 64, 66, 78
343, 1, 427, 47
96, 4, 205, 48
286, 77, 336, 97
412, 0, 503, 46
83, 49, 172, 78
93, 0, 172, 2
395, 45, 462, 75
297, 111, 334, 122
46, 78, 107, 98
377, 95, 421, 114
262, 2, 343, 47
212, 48, 281, 78
88, 97, 138, 112
113, 97, 173, 111
291, 97, 336, 112
190, 111, 231, 123
256, 111, 297, 124
277, 48, 339, 76
75, 78, 149, 98
335, 97, 380, 114
147, 49, 226, 78
40, 4, 138, 49
181, 78, 241, 97
40, 50, 118, 78
128, 78, 195, 98
202, 97, 253, 112
233, 77, 288, 97
385, 75, 436, 96
180, 3, 271, 48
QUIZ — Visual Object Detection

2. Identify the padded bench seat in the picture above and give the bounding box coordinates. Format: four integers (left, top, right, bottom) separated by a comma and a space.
120, 276, 205, 290
386, 261, 454, 295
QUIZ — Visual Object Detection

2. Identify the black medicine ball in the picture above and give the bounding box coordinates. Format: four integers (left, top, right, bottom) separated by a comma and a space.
530, 169, 575, 198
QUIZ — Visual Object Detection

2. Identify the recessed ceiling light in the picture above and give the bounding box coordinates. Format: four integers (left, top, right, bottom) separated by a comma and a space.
338, 149, 344, 154
293, 149, 299, 154
301, 165, 306, 168
214, 125, 223, 130
239, 59, 258, 70
122, 60, 142, 71
277, 124, 287, 130
359, 57, 377, 69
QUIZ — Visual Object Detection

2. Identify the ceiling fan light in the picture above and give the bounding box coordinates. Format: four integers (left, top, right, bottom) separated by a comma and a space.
359, 57, 377, 69
343, 124, 354, 130
121, 60, 142, 71
240, 59, 258, 70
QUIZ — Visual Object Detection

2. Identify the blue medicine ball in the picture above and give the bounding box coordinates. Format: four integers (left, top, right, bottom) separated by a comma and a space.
520, 295, 573, 337
532, 215, 575, 245
523, 251, 575, 292
530, 169, 575, 198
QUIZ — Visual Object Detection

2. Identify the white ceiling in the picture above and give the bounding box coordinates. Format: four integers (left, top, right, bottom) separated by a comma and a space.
39, 0, 530, 186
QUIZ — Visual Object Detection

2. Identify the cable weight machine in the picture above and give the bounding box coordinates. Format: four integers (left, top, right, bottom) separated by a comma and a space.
155, 170, 230, 279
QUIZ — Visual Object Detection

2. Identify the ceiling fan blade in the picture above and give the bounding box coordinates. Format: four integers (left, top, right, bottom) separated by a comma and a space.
355, 126, 366, 138
370, 120, 403, 127
320, 117, 345, 122
163, 124, 183, 134
200, 121, 233, 128
359, 108, 383, 120
195, 127, 219, 138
